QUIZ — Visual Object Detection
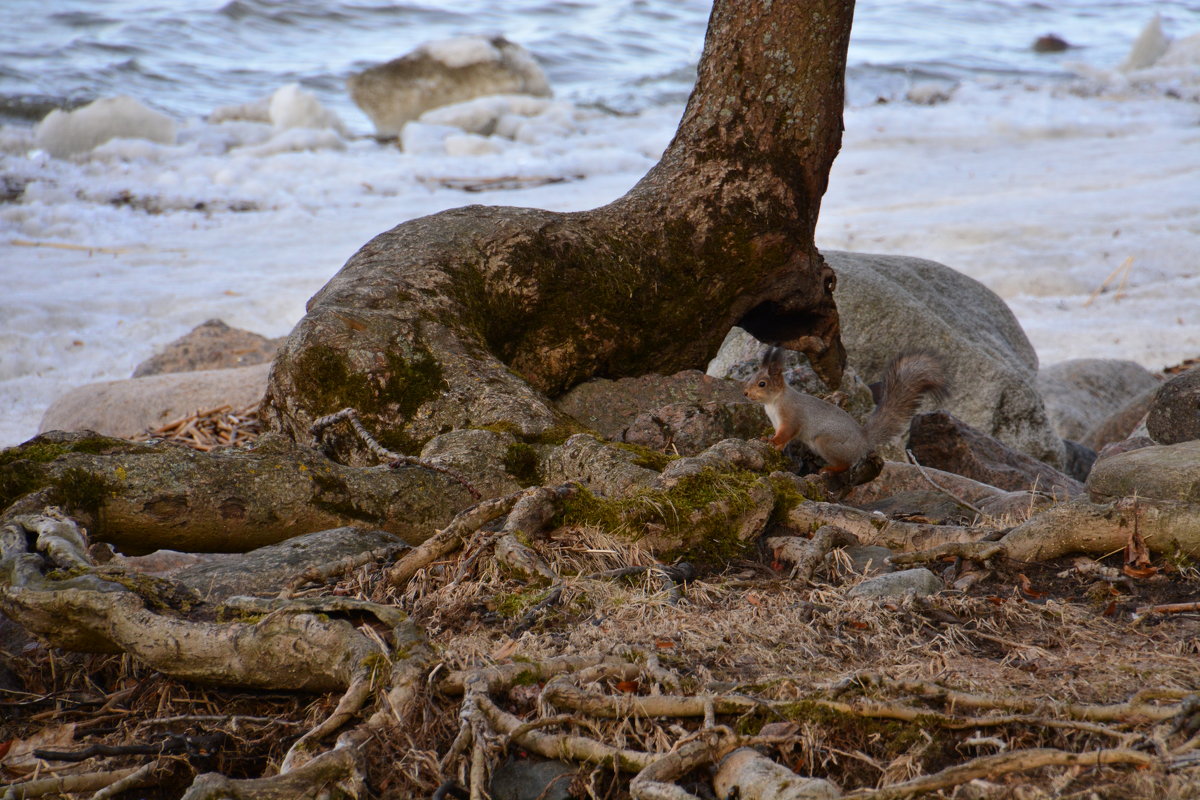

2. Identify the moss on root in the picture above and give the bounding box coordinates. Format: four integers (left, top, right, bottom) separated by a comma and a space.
290, 340, 448, 455
612, 442, 677, 472
503, 443, 542, 487
0, 434, 129, 513
556, 467, 769, 566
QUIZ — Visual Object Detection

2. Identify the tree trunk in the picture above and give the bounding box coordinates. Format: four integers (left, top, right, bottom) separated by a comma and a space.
264, 0, 855, 464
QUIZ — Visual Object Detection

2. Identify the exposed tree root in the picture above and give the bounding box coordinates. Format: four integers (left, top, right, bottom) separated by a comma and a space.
843, 673, 1187, 723
784, 500, 998, 553
181, 743, 363, 800
1000, 496, 1200, 561
386, 490, 528, 587
766, 525, 860, 582
842, 747, 1154, 800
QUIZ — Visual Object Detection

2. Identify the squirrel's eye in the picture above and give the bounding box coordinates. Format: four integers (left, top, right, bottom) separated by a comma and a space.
758, 380, 766, 388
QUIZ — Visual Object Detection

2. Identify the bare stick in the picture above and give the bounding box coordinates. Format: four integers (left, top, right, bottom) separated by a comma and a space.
842, 747, 1154, 800
905, 449, 987, 518
387, 490, 526, 587
1138, 601, 1200, 615
2, 767, 148, 800
89, 762, 158, 800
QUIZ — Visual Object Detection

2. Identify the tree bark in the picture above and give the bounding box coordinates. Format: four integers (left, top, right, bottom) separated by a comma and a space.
0, 430, 469, 553
264, 0, 855, 464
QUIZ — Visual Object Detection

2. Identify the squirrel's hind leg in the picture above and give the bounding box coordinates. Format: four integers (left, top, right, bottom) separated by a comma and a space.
810, 433, 857, 474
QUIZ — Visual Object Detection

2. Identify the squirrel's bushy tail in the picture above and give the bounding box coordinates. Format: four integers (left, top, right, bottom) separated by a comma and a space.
864, 351, 949, 448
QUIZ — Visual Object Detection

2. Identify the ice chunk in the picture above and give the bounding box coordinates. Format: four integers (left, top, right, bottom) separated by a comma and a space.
400, 122, 459, 155
34, 96, 176, 158
1158, 32, 1200, 68
419, 36, 503, 69
268, 84, 345, 135
444, 133, 504, 157
419, 94, 556, 135
1120, 15, 1170, 72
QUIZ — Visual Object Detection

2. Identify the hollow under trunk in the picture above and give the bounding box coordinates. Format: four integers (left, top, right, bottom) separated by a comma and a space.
263, 0, 855, 465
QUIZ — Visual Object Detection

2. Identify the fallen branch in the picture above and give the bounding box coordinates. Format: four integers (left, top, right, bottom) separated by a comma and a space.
1000, 496, 1200, 561
3, 768, 152, 800
886, 541, 1005, 569
386, 490, 527, 587
843, 747, 1154, 800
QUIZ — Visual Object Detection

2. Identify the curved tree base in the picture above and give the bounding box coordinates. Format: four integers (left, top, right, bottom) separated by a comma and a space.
263, 0, 855, 466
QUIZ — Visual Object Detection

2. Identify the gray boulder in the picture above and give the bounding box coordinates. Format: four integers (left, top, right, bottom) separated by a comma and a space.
712, 251, 1064, 466
1087, 440, 1200, 503
348, 36, 551, 137
555, 369, 748, 439
1147, 367, 1200, 444
622, 401, 769, 456
171, 527, 407, 602
39, 362, 270, 439
908, 411, 1082, 500
133, 319, 282, 377
824, 251, 1064, 467
1081, 385, 1157, 451
1037, 359, 1160, 442
848, 568, 943, 599
420, 428, 529, 495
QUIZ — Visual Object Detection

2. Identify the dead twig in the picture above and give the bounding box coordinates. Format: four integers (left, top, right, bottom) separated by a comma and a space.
905, 449, 988, 518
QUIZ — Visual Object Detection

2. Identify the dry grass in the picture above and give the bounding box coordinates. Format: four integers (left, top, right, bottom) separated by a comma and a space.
3, 520, 1197, 798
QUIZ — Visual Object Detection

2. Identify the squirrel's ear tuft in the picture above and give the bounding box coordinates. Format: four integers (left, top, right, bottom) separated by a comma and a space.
764, 346, 784, 376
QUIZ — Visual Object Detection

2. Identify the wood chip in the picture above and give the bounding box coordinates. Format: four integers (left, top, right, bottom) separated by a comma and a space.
134, 401, 261, 451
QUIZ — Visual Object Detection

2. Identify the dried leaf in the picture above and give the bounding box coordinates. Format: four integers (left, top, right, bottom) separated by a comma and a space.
490, 639, 519, 661
846, 620, 870, 630
654, 639, 675, 650
1017, 574, 1046, 599
615, 680, 640, 694
746, 592, 763, 607
759, 722, 800, 738
1, 722, 76, 774
1124, 524, 1152, 569
1122, 564, 1159, 580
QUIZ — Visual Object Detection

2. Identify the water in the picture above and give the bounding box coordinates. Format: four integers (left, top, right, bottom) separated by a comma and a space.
3, 1, 1198, 128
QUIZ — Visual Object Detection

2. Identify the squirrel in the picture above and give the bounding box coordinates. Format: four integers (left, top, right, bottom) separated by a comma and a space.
743, 347, 948, 474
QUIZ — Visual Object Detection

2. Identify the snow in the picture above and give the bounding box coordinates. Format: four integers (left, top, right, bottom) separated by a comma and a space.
419, 37, 504, 69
